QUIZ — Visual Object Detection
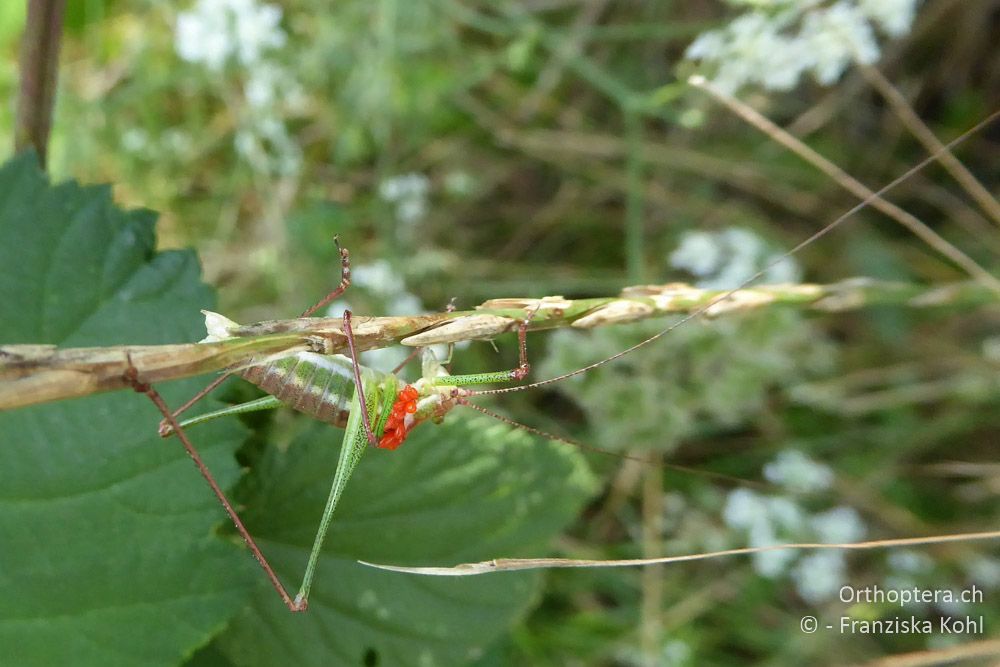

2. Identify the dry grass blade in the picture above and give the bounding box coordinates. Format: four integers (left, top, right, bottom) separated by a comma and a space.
6, 280, 987, 411
359, 530, 1000, 576
688, 76, 1000, 295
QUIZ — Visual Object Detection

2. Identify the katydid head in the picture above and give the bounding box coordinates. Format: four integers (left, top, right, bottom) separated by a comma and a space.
375, 382, 468, 450
375, 348, 469, 450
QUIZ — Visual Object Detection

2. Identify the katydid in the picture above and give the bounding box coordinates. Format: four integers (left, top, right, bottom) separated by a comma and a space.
129, 243, 534, 612
125, 106, 1000, 616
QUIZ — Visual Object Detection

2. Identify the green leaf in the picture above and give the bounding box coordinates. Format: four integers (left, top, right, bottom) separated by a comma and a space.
0, 154, 597, 665
215, 414, 597, 666
0, 154, 256, 666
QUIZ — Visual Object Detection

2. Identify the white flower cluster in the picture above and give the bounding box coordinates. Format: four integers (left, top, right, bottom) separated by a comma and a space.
174, 0, 303, 174
764, 449, 834, 492
724, 449, 866, 602
685, 0, 921, 93
378, 173, 431, 226
668, 227, 801, 289
175, 0, 286, 71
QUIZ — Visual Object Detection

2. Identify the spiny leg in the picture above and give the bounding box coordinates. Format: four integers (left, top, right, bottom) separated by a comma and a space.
159, 235, 352, 435
509, 307, 536, 381
122, 354, 307, 612
300, 235, 352, 317
456, 307, 542, 395
439, 307, 538, 391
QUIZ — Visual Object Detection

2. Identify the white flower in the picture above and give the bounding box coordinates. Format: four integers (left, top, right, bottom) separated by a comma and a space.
800, 2, 879, 85
396, 198, 428, 225
811, 506, 865, 543
764, 450, 834, 493
379, 173, 431, 202
174, 0, 287, 70
766, 496, 806, 532
121, 128, 149, 153
857, 0, 920, 37
378, 173, 432, 227
685, 10, 809, 94
669, 227, 800, 289
966, 557, 1000, 589
669, 231, 723, 278
661, 639, 692, 667
388, 293, 423, 317
685, 0, 917, 93
246, 65, 280, 109
762, 253, 800, 284
723, 488, 766, 529
234, 1, 286, 66
234, 129, 260, 162
353, 260, 406, 295
163, 129, 193, 155
794, 551, 846, 602
175, 2, 232, 70
887, 549, 933, 574
749, 520, 795, 577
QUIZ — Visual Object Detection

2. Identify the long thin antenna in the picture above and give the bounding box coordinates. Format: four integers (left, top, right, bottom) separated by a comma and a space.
690, 77, 1000, 293
457, 398, 769, 488
475, 107, 1000, 397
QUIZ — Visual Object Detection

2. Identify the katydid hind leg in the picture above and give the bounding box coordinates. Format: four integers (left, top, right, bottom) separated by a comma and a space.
292, 378, 394, 607
122, 355, 307, 612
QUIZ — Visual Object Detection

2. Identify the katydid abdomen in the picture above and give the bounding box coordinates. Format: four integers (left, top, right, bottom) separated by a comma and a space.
239, 352, 427, 450
240, 352, 368, 428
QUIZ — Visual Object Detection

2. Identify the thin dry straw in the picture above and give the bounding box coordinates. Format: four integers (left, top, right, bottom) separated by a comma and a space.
360, 530, 1000, 575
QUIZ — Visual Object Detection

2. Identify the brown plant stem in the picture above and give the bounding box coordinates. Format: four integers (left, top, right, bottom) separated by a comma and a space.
0, 279, 995, 411
15, 0, 66, 167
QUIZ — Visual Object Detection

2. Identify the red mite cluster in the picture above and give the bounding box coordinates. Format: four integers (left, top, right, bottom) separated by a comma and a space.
377, 385, 419, 450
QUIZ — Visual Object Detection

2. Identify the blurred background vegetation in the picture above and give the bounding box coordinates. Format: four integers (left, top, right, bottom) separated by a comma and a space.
2, 0, 999, 664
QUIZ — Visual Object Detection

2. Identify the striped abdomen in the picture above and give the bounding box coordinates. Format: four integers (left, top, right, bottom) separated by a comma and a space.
240, 352, 369, 427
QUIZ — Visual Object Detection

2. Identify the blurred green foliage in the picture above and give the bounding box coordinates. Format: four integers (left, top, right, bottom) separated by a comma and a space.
1, 0, 999, 665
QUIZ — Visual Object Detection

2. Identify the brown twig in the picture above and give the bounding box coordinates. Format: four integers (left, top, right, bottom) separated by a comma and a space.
1, 279, 995, 411
15, 0, 66, 167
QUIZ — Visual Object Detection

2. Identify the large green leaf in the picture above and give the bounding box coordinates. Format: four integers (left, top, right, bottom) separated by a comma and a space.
0, 153, 598, 665
0, 154, 256, 666
215, 415, 596, 666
